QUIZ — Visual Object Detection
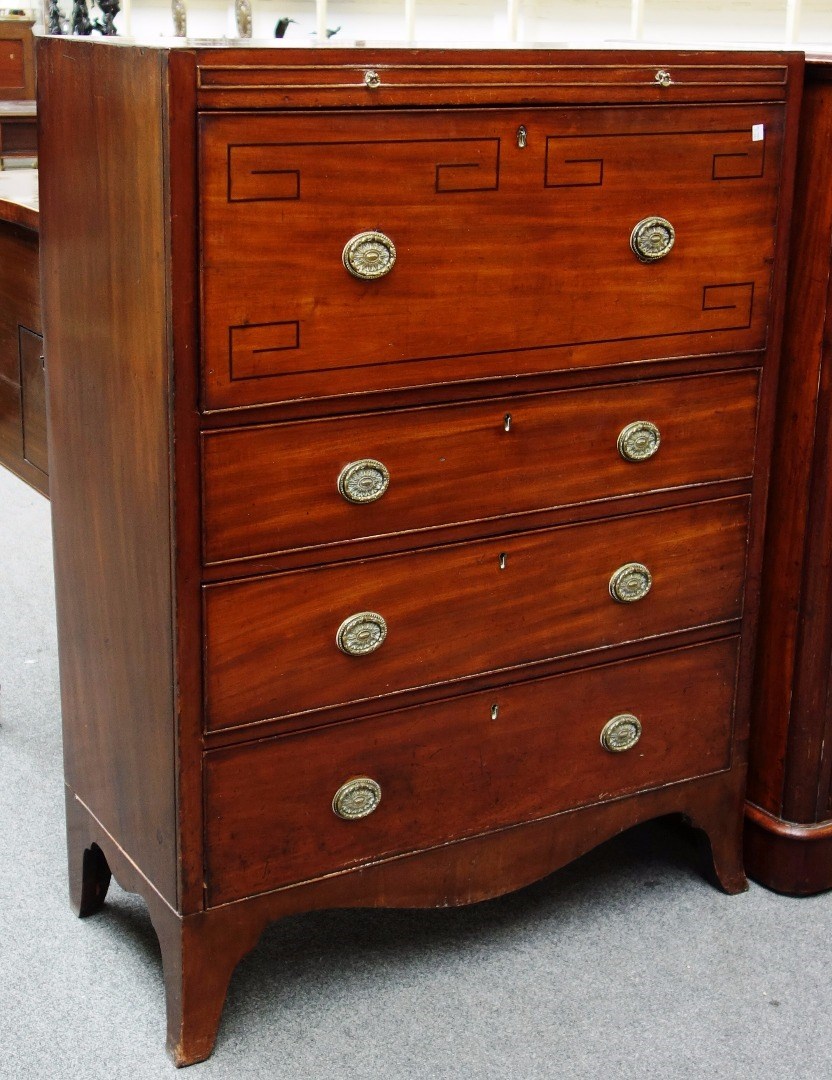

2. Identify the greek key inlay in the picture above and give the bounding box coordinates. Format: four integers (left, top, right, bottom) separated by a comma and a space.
618, 421, 661, 462
343, 231, 397, 280
630, 216, 675, 262
600, 714, 643, 753
609, 563, 653, 603
332, 777, 382, 820
336, 611, 388, 656
338, 459, 390, 504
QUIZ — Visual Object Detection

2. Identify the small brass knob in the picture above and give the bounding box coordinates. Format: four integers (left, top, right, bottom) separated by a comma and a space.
338, 459, 390, 504
630, 217, 675, 262
343, 231, 397, 280
618, 421, 661, 463
364, 69, 381, 89
609, 563, 652, 603
336, 611, 388, 656
655, 69, 673, 88
601, 714, 642, 753
333, 777, 382, 819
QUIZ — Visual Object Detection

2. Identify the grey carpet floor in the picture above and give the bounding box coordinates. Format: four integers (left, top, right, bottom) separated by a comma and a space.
1, 465, 831, 1079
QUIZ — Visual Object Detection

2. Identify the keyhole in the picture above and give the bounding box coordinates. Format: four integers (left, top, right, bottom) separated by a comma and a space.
499, 553, 508, 570
491, 704, 499, 720
516, 125, 527, 149
504, 413, 512, 432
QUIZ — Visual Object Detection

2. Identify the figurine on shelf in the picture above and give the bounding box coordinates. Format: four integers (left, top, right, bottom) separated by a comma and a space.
171, 0, 186, 36
47, 0, 65, 33
92, 0, 119, 35
235, 0, 252, 39
274, 15, 295, 38
71, 0, 92, 34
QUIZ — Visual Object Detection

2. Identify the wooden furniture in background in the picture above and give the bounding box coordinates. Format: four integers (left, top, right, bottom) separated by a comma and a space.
0, 19, 36, 168
38, 38, 800, 1065
0, 101, 37, 165
0, 18, 35, 100
746, 55, 832, 896
0, 167, 45, 495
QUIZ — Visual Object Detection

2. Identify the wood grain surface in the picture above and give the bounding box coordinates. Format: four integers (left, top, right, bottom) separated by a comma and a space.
0, 216, 43, 494
200, 103, 783, 409
38, 39, 179, 905
204, 496, 750, 731
205, 637, 739, 903
202, 368, 759, 565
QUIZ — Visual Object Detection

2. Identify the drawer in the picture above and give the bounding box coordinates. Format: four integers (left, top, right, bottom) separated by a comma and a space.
202, 369, 759, 565
204, 637, 740, 903
196, 50, 789, 110
200, 103, 783, 409
204, 496, 749, 732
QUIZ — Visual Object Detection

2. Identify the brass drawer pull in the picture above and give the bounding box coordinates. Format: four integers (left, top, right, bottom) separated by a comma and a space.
338, 459, 390, 504
630, 216, 675, 262
654, 69, 673, 88
333, 777, 382, 819
618, 421, 661, 462
601, 713, 643, 753
343, 231, 397, 280
609, 562, 652, 603
363, 69, 381, 89
336, 611, 388, 656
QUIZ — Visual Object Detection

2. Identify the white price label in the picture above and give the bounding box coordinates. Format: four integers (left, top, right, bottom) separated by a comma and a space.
752, 124, 765, 142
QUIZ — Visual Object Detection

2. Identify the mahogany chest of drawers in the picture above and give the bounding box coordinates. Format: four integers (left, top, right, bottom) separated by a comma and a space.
37, 39, 801, 1065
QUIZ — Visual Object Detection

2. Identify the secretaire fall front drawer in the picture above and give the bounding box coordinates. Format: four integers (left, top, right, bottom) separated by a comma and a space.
203, 496, 749, 733
204, 637, 740, 903
199, 103, 783, 410
201, 368, 759, 565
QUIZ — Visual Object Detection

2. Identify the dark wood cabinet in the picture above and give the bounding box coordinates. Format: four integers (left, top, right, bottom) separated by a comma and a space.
0, 168, 45, 496
746, 56, 832, 896
37, 39, 801, 1065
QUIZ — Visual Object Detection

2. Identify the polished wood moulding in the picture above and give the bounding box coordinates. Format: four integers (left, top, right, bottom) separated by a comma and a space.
38, 38, 801, 1065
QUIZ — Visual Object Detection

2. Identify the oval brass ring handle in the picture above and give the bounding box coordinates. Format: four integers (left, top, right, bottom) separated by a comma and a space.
601, 713, 643, 753
618, 421, 661, 462
343, 231, 397, 280
338, 459, 390, 504
609, 562, 652, 603
630, 216, 675, 262
336, 611, 388, 656
333, 777, 382, 820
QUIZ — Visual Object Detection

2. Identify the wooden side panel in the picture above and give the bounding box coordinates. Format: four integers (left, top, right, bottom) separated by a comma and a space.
37, 39, 179, 906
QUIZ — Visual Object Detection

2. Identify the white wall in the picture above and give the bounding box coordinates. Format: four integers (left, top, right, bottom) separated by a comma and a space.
20, 0, 832, 46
